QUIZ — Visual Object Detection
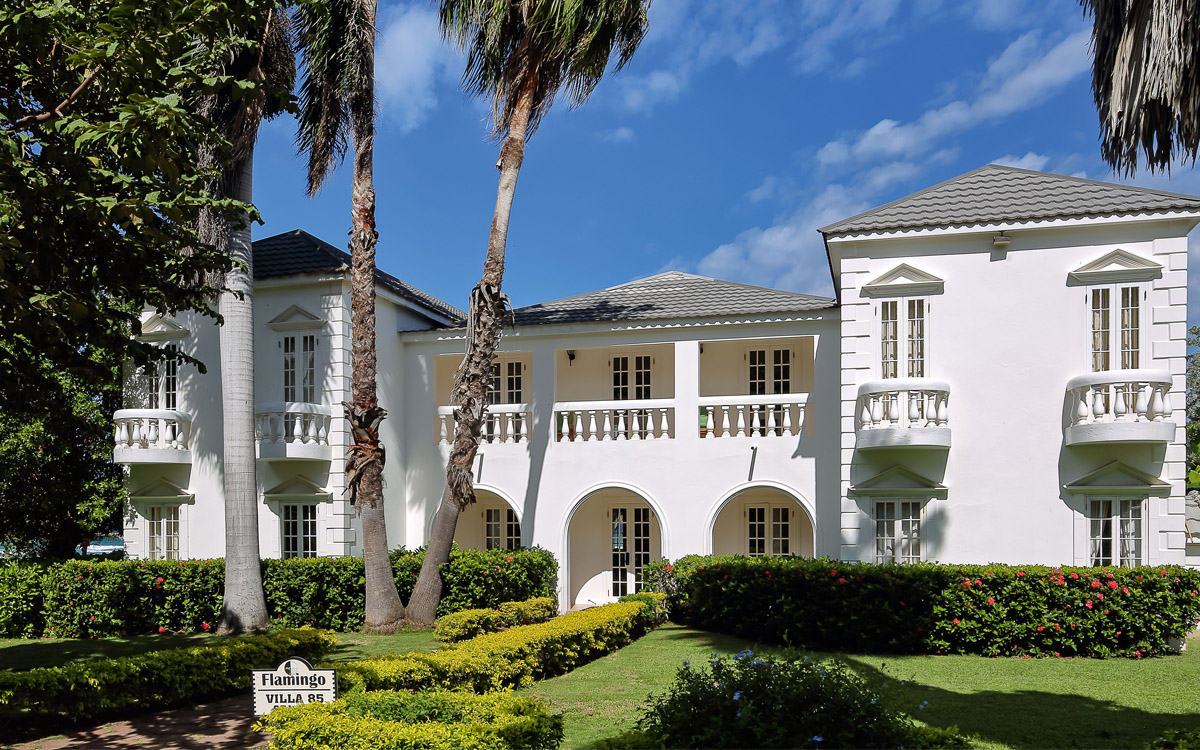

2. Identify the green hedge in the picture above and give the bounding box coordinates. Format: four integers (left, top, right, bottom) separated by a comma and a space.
258, 689, 564, 750
337, 601, 655, 693
649, 555, 1200, 658
0, 628, 336, 728
434, 597, 558, 643
0, 546, 557, 638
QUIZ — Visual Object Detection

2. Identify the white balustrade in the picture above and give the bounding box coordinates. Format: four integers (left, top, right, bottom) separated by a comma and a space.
553, 399, 675, 441
856, 378, 951, 431
255, 402, 332, 447
436, 403, 532, 445
113, 409, 192, 453
1066, 369, 1174, 426
697, 394, 809, 438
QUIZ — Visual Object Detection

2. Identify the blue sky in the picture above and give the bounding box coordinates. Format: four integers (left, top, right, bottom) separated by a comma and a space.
252, 0, 1198, 325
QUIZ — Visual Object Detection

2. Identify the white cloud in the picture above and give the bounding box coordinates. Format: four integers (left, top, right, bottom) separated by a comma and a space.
993, 152, 1050, 171
375, 3, 460, 133
620, 71, 684, 112
818, 29, 1091, 166
600, 126, 636, 144
747, 176, 781, 203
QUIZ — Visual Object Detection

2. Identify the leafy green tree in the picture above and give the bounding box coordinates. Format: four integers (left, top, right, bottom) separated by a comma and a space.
406, 0, 652, 626
0, 349, 124, 559
0, 0, 284, 413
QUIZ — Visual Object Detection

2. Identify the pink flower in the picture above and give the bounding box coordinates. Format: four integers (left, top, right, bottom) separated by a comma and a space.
1121, 587, 1129, 594
1085, 601, 1094, 609
974, 579, 982, 586
1016, 571, 1025, 577
1097, 594, 1104, 601
505, 556, 514, 563
1091, 581, 1101, 589
838, 577, 846, 584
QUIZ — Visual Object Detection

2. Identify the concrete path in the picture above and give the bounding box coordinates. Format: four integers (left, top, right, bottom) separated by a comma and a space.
9, 695, 267, 750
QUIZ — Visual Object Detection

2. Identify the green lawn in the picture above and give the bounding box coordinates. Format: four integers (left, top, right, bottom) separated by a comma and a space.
0, 628, 440, 671
521, 624, 1200, 750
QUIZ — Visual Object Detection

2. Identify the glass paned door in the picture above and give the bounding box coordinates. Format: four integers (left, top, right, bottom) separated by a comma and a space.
611, 507, 651, 597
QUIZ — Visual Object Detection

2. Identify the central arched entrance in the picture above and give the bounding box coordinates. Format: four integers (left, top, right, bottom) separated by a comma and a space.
566, 486, 662, 608
709, 484, 815, 557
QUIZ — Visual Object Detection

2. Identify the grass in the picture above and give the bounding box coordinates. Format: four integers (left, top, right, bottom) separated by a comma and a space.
0, 627, 440, 671
521, 623, 1200, 750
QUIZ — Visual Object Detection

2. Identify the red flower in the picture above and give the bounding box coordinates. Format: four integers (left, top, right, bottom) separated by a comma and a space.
1085, 601, 1094, 609
1037, 626, 1044, 632
156, 577, 164, 583
1070, 572, 1079, 579
158, 627, 166, 633
90, 616, 95, 622
900, 601, 906, 607
987, 597, 995, 606
953, 618, 960, 625
764, 570, 772, 577
505, 556, 514, 563
1091, 581, 1101, 588
202, 622, 211, 631
838, 577, 846, 584
1021, 654, 1031, 659
1097, 594, 1104, 601
1106, 572, 1114, 579
1054, 652, 1061, 657
1016, 571, 1025, 577
974, 579, 982, 586
830, 570, 837, 577
664, 565, 673, 572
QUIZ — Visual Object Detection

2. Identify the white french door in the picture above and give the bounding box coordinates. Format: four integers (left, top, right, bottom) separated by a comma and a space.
611, 507, 651, 597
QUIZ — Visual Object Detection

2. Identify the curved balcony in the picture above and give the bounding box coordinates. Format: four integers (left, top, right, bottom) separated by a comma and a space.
255, 403, 333, 461
436, 403, 532, 445
113, 409, 193, 464
1065, 369, 1175, 446
856, 378, 951, 450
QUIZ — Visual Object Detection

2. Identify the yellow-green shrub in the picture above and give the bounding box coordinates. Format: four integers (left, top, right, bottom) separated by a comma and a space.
258, 689, 563, 750
0, 628, 336, 727
434, 596, 558, 643
338, 601, 653, 693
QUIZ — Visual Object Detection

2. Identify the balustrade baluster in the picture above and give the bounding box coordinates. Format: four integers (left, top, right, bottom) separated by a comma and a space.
1113, 386, 1127, 419
1150, 387, 1165, 422
1134, 385, 1149, 422
783, 403, 793, 435
908, 391, 920, 425
1161, 387, 1173, 418
1092, 386, 1107, 419
645, 409, 657, 440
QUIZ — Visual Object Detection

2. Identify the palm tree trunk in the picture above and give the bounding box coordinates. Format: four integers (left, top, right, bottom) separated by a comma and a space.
344, 0, 405, 635
405, 70, 538, 627
216, 153, 268, 634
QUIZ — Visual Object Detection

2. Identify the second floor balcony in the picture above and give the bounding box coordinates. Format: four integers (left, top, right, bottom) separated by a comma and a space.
113, 409, 193, 464
255, 402, 333, 460
855, 378, 951, 450
1065, 370, 1175, 446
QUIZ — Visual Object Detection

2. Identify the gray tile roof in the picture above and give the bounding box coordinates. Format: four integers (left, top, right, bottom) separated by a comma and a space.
819, 164, 1200, 235
509, 271, 834, 327
253, 229, 465, 324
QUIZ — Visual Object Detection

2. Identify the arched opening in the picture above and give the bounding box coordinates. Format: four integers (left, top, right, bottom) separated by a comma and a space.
452, 489, 523, 551
711, 486, 814, 557
566, 487, 662, 608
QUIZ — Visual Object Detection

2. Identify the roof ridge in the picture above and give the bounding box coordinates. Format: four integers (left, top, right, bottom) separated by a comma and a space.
980, 162, 1200, 203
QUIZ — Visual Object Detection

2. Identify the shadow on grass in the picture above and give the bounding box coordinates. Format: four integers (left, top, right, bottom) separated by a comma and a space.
844, 658, 1200, 749
0, 633, 215, 671
647, 625, 790, 658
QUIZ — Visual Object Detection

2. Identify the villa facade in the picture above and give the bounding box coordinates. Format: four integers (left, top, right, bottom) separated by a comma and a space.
117, 165, 1200, 610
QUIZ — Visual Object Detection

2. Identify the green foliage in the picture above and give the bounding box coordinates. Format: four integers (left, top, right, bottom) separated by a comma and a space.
0, 0, 291, 411
649, 555, 1200, 658
337, 601, 655, 693
1149, 729, 1200, 749
259, 689, 564, 750
0, 361, 124, 560
618, 592, 668, 618
0, 628, 335, 728
434, 597, 558, 643
0, 548, 557, 638
633, 651, 956, 749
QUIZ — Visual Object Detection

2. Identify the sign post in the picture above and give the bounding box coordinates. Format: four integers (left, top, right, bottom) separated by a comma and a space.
252, 656, 338, 716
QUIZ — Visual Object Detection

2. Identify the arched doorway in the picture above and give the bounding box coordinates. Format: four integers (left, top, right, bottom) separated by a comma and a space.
710, 485, 814, 557
566, 487, 662, 608
452, 488, 522, 551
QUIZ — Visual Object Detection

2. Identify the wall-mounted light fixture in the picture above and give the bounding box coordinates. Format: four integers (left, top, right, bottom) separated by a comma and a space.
992, 233, 1011, 248
566, 350, 575, 366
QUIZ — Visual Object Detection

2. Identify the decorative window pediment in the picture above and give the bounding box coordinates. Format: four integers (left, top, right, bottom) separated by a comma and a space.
264, 475, 332, 502
861, 264, 944, 297
848, 465, 947, 499
137, 314, 189, 342
129, 478, 194, 504
1062, 461, 1170, 496
1068, 249, 1162, 285
268, 305, 326, 332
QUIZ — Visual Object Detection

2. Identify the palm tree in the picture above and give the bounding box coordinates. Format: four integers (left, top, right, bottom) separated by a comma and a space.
1082, 0, 1200, 175
405, 0, 651, 626
196, 7, 295, 634
293, 0, 407, 632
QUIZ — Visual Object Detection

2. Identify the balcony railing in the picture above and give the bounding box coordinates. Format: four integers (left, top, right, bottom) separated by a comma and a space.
113, 409, 192, 463
436, 403, 531, 445
1065, 369, 1175, 445
554, 399, 675, 441
698, 394, 809, 438
255, 402, 332, 460
855, 378, 951, 449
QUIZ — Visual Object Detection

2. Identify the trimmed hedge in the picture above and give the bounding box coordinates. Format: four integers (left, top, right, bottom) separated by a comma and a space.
0, 628, 336, 727
434, 597, 558, 643
649, 555, 1200, 658
337, 601, 655, 693
0, 546, 557, 638
258, 689, 564, 750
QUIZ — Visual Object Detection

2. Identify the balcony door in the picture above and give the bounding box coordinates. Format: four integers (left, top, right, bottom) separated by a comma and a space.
880, 298, 926, 379
748, 345, 792, 436
1090, 286, 1141, 372
611, 506, 650, 597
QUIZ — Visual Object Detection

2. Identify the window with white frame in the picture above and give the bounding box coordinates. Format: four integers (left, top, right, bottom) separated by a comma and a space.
613, 355, 652, 400
485, 358, 524, 441
283, 334, 318, 403
147, 345, 179, 410
146, 505, 180, 561
282, 503, 318, 559
747, 504, 792, 556
874, 500, 922, 563
484, 507, 521, 550
880, 299, 926, 379
1086, 497, 1144, 567
1090, 285, 1142, 372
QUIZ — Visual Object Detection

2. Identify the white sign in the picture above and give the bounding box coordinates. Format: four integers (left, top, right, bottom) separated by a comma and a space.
252, 656, 338, 716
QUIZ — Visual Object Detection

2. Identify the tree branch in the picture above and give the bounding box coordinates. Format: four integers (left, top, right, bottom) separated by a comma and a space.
9, 64, 103, 132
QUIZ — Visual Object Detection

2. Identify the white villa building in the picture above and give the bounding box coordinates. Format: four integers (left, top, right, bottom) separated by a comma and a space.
117, 165, 1200, 610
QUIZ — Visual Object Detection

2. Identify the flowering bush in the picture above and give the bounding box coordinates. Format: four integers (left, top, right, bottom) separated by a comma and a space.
627, 651, 964, 749
646, 556, 1200, 658
2, 547, 557, 638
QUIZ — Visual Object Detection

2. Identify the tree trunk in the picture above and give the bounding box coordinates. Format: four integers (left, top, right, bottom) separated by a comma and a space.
216, 153, 269, 634
405, 70, 538, 627
345, 0, 405, 635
